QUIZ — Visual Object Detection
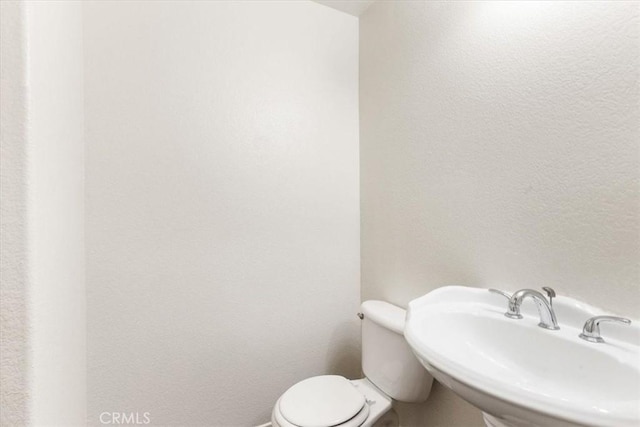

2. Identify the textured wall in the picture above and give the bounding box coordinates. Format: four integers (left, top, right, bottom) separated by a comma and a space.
360, 1, 639, 426
0, 2, 29, 424
84, 1, 359, 425
1, 1, 86, 425
26, 1, 86, 424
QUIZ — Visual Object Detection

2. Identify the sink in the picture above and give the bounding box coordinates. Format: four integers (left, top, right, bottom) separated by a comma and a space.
404, 286, 640, 427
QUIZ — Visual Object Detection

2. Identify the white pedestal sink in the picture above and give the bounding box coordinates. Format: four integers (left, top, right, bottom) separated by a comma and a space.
404, 286, 640, 427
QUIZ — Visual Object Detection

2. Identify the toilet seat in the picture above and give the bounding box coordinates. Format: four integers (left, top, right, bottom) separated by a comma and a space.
273, 375, 370, 427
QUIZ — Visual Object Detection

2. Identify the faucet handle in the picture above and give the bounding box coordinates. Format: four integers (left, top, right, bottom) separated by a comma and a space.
579, 315, 631, 343
488, 289, 523, 318
488, 288, 511, 300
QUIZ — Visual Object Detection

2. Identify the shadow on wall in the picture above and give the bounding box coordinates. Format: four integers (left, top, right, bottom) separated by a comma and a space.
394, 382, 485, 427
325, 320, 361, 380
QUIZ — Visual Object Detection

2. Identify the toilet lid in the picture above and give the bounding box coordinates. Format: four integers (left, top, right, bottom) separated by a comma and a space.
279, 375, 366, 427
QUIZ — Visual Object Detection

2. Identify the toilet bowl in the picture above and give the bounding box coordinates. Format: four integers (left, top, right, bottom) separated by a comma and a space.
272, 376, 386, 427
271, 301, 434, 427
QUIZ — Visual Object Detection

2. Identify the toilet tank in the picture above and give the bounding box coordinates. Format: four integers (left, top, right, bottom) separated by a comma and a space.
361, 300, 433, 403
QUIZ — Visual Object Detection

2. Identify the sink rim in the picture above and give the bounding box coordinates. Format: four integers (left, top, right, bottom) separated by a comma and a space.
405, 286, 640, 427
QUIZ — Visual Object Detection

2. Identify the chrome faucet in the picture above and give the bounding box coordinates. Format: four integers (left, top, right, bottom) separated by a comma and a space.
489, 288, 560, 330
579, 315, 631, 343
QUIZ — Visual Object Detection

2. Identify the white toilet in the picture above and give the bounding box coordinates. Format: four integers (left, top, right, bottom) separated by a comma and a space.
271, 301, 434, 427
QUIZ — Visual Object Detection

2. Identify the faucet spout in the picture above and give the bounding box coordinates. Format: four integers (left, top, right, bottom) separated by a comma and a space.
507, 289, 560, 330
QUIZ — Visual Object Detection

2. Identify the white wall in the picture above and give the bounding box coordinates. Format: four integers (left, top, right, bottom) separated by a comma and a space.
360, 1, 639, 426
1, 2, 29, 423
83, 1, 359, 425
26, 1, 86, 424
1, 1, 86, 425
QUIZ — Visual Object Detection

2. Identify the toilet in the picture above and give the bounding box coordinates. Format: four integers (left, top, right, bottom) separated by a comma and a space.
271, 301, 434, 427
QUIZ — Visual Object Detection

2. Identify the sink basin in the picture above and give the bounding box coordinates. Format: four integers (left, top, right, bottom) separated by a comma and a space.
404, 286, 640, 427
